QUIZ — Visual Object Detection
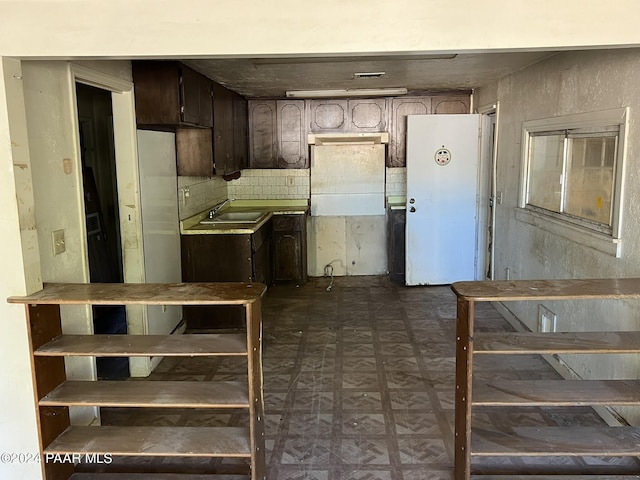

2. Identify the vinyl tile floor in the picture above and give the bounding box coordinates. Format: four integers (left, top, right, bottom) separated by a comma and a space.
97, 276, 640, 479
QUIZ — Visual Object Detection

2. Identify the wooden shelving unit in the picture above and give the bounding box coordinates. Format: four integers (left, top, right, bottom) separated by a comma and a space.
451, 278, 640, 480
8, 282, 267, 480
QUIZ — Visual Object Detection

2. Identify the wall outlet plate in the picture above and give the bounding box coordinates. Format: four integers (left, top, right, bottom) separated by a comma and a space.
52, 229, 65, 255
538, 304, 557, 332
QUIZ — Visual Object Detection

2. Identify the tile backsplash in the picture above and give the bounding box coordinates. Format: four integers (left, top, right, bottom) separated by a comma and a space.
227, 169, 310, 200
177, 176, 227, 220
176, 167, 406, 219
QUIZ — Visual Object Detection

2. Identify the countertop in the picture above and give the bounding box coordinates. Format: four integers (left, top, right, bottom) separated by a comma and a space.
181, 199, 309, 235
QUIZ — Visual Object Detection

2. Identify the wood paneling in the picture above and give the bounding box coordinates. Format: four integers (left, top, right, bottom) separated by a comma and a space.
176, 127, 213, 176
309, 99, 347, 133
348, 98, 387, 132
389, 97, 430, 167
36, 334, 248, 356
473, 379, 640, 406
47, 426, 251, 457
41, 381, 249, 408
249, 100, 277, 168
472, 426, 640, 456
277, 99, 307, 168
9, 282, 266, 305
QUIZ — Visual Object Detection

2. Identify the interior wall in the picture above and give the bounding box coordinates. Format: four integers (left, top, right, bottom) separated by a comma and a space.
474, 48, 640, 424
0, 57, 43, 480
22, 59, 134, 421
1, 1, 638, 57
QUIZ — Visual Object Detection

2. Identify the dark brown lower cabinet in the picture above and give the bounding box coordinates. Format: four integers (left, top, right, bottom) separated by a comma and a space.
388, 208, 406, 284
273, 214, 307, 284
181, 219, 273, 329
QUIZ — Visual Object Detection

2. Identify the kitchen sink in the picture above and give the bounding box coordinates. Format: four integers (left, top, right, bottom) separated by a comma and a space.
200, 211, 268, 224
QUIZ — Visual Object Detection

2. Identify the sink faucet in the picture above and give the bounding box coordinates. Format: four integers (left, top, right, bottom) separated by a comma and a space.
209, 198, 233, 218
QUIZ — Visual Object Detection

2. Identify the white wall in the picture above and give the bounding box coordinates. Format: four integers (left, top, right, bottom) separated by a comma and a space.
1, 1, 639, 57
0, 57, 43, 480
475, 48, 640, 424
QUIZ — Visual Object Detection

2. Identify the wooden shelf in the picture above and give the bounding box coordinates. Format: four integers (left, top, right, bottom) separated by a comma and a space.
472, 426, 640, 457
474, 331, 640, 355
471, 476, 640, 479
7, 282, 266, 306
452, 278, 640, 480
47, 426, 251, 457
452, 277, 640, 302
35, 334, 248, 357
40, 381, 249, 408
10, 282, 266, 479
71, 475, 251, 480
473, 379, 640, 407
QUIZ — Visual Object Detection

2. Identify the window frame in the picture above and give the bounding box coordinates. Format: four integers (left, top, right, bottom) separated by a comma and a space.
520, 108, 628, 242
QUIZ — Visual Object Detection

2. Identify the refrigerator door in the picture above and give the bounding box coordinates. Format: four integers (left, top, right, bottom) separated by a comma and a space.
137, 130, 182, 334
405, 114, 480, 285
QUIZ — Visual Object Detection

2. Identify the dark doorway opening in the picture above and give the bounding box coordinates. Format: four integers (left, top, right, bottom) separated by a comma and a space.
76, 83, 129, 380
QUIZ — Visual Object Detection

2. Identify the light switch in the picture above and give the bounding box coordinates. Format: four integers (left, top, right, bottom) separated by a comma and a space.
52, 229, 65, 255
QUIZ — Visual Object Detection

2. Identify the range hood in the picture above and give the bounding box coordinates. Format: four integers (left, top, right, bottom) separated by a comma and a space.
309, 132, 387, 217
308, 132, 389, 146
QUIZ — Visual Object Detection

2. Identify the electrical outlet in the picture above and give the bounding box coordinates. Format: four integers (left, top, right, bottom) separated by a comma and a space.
52, 229, 65, 255
538, 305, 557, 332
286, 176, 295, 187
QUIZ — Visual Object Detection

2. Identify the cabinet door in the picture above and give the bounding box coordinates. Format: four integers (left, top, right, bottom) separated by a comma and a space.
176, 127, 213, 177
132, 61, 181, 125
249, 100, 278, 168
389, 97, 431, 167
348, 98, 388, 132
274, 231, 302, 282
232, 93, 249, 172
180, 65, 213, 127
277, 99, 307, 168
273, 215, 307, 283
388, 208, 406, 284
433, 95, 470, 114
309, 99, 348, 133
212, 84, 234, 174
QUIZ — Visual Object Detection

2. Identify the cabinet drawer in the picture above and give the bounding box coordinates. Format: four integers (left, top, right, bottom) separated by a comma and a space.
272, 214, 304, 232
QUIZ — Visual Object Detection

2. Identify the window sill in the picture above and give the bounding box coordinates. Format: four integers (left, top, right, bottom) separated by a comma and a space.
515, 207, 622, 258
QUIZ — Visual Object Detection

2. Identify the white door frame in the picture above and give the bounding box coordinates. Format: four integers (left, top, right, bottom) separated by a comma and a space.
70, 64, 150, 376
475, 101, 499, 280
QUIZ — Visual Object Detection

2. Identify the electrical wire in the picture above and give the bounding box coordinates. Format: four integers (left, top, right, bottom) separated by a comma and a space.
323, 264, 334, 292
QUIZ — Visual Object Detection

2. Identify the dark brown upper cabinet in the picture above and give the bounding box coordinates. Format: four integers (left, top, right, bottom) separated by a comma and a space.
212, 84, 248, 176
249, 99, 307, 169
132, 61, 213, 128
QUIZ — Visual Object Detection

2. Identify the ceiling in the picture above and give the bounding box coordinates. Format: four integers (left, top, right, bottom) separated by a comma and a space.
185, 50, 559, 98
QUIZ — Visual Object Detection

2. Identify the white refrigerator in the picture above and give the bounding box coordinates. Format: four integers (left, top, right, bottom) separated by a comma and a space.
136, 130, 182, 363
405, 114, 480, 285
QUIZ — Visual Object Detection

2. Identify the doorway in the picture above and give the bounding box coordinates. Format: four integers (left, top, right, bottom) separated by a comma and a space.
476, 103, 499, 280
76, 82, 129, 379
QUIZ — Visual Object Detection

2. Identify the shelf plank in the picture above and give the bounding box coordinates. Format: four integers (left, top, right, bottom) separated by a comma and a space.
40, 381, 249, 408
47, 426, 251, 457
471, 477, 640, 479
474, 331, 640, 354
452, 277, 640, 302
473, 379, 640, 406
35, 334, 248, 357
8, 282, 266, 306
71, 475, 249, 480
71, 475, 250, 479
472, 426, 640, 456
